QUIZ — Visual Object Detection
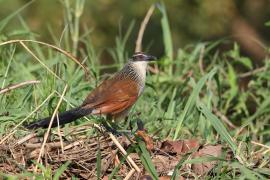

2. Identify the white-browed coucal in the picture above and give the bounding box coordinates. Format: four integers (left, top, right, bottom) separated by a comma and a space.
26, 52, 157, 129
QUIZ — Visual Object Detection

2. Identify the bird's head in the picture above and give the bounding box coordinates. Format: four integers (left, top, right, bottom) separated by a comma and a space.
131, 52, 157, 62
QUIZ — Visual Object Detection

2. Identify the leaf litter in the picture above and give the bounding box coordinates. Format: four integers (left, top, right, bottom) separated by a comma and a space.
0, 126, 265, 179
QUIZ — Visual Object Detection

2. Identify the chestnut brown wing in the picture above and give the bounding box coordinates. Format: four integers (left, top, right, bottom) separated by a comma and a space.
81, 78, 140, 115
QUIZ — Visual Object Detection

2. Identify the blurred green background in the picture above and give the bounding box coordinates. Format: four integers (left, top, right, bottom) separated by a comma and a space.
1, 0, 270, 64
1, 1, 270, 178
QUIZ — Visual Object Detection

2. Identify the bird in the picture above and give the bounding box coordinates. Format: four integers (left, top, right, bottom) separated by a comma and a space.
26, 52, 157, 130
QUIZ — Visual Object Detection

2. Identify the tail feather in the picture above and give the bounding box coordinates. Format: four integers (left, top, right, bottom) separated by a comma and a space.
26, 107, 91, 129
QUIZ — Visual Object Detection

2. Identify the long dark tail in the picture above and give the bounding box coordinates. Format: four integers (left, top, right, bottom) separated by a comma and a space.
26, 107, 92, 129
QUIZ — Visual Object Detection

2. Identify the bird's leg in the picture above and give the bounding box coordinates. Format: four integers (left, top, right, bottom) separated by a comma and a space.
136, 118, 144, 131
100, 115, 120, 135
101, 121, 120, 135
127, 116, 134, 131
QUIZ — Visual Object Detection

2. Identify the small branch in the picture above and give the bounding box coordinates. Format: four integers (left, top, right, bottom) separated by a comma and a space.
16, 133, 37, 145
34, 85, 68, 172
109, 133, 141, 173
199, 45, 205, 75
0, 80, 40, 95
56, 114, 65, 154
0, 92, 55, 145
0, 39, 90, 80
19, 41, 63, 81
63, 140, 84, 150
251, 141, 270, 155
213, 108, 236, 129
238, 66, 267, 78
135, 5, 155, 52
25, 141, 67, 149
124, 168, 136, 180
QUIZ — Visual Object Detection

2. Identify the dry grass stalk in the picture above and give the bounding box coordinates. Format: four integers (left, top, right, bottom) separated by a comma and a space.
64, 140, 85, 151
25, 142, 67, 149
135, 4, 160, 75
135, 4, 155, 52
56, 114, 65, 154
109, 133, 141, 173
19, 41, 63, 81
0, 80, 40, 95
0, 92, 55, 145
123, 168, 136, 180
34, 84, 68, 172
16, 133, 37, 145
0, 39, 90, 80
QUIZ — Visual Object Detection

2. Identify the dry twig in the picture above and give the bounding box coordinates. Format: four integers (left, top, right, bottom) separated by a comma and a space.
0, 92, 55, 145
124, 168, 136, 180
199, 45, 205, 75
251, 141, 270, 155
213, 108, 236, 129
0, 39, 90, 80
0, 80, 40, 95
134, 4, 159, 75
109, 133, 141, 173
34, 85, 68, 172
16, 133, 37, 145
56, 114, 65, 154
135, 4, 155, 52
238, 66, 267, 78
25, 142, 67, 149
19, 41, 63, 80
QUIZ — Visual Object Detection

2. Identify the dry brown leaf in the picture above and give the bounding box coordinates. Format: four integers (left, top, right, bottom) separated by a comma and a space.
152, 155, 176, 173
192, 145, 222, 175
161, 139, 199, 154
136, 130, 154, 151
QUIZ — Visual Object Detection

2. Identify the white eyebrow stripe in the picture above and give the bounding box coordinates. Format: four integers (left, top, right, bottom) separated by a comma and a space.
134, 53, 146, 57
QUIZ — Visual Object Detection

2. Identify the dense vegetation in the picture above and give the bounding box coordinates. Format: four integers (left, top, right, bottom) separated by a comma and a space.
0, 1, 270, 179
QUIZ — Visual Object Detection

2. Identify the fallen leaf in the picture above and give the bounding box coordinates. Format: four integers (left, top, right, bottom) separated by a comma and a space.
161, 139, 199, 154
192, 145, 222, 175
152, 155, 178, 173
136, 130, 154, 151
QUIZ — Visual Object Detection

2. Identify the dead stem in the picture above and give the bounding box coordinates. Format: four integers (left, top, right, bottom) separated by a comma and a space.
0, 80, 40, 95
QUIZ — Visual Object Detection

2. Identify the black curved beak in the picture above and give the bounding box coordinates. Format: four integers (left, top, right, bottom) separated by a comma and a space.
146, 54, 157, 61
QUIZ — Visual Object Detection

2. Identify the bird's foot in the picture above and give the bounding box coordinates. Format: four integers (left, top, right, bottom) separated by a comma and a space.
101, 121, 121, 136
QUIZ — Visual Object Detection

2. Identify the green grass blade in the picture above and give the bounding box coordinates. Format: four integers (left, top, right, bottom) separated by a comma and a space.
227, 63, 238, 99
137, 141, 159, 179
173, 68, 217, 140
109, 146, 135, 180
164, 87, 177, 120
53, 161, 70, 180
0, 0, 34, 32
157, 2, 173, 75
197, 102, 237, 154
184, 156, 224, 164
241, 97, 270, 128
231, 162, 266, 180
171, 152, 191, 180
157, 2, 173, 60
96, 148, 101, 180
